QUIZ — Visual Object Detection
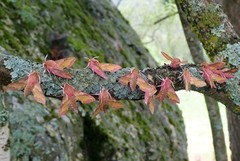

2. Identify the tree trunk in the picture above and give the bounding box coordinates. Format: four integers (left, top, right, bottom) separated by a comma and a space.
0, 1, 188, 161
221, 1, 240, 160
177, 3, 228, 161
0, 94, 9, 161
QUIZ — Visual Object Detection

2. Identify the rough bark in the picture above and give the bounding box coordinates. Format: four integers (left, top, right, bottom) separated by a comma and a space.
0, 94, 9, 161
221, 0, 240, 160
176, 0, 240, 109
0, 0, 188, 161
0, 52, 237, 112
177, 3, 228, 161
178, 0, 240, 160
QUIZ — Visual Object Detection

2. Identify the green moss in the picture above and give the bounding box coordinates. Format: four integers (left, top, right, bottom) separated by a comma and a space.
0, 0, 187, 160
182, 1, 230, 60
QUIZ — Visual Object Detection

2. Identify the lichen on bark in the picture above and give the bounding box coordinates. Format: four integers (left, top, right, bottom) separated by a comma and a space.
0, 0, 188, 160
177, 0, 240, 113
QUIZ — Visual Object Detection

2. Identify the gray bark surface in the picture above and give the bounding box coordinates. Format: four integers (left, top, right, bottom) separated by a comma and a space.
0, 1, 188, 161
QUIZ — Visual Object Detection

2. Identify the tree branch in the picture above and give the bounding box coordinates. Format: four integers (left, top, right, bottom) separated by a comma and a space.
0, 52, 239, 114
153, 12, 178, 25
176, 0, 240, 114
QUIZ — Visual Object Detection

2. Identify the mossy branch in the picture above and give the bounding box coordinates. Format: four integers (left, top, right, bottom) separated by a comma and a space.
0, 53, 239, 114
176, 0, 240, 112
176, 0, 239, 59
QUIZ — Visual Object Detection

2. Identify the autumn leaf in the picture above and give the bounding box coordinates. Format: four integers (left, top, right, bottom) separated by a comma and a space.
93, 87, 123, 117
119, 68, 140, 91
59, 83, 95, 116
161, 51, 185, 68
87, 58, 122, 80
156, 77, 179, 104
44, 57, 76, 79
183, 68, 206, 91
4, 71, 46, 105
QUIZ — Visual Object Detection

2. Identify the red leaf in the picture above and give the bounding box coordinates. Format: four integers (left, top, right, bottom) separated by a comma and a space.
44, 60, 73, 79
59, 83, 95, 116
161, 51, 184, 68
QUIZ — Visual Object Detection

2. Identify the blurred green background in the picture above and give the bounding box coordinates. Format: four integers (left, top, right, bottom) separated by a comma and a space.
112, 0, 231, 160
